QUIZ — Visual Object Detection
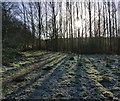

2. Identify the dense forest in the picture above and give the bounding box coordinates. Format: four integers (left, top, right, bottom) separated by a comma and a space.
2, 0, 120, 54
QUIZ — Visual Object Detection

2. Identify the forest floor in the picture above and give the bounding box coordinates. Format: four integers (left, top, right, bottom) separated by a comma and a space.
1, 50, 120, 100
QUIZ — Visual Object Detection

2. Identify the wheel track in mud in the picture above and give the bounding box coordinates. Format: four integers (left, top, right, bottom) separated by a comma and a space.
84, 55, 120, 100
86, 55, 118, 83
26, 55, 99, 100
4, 54, 119, 100
2, 52, 52, 77
2, 53, 61, 88
75, 55, 103, 100
5, 54, 71, 99
26, 54, 74, 99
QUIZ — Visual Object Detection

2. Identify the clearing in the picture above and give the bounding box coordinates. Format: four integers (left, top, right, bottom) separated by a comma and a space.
2, 51, 120, 100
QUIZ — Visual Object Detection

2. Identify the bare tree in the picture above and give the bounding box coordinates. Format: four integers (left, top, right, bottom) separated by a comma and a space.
108, 1, 112, 52
35, 2, 42, 49
29, 3, 35, 49
76, 2, 80, 38
88, 0, 92, 37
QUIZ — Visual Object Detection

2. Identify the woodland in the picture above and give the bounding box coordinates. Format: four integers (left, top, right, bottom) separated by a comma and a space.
1, 0, 120, 100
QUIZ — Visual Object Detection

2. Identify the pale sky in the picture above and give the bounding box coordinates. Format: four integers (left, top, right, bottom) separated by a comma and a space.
1, 0, 120, 2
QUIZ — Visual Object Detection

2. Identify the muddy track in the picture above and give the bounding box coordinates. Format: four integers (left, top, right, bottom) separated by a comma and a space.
26, 55, 103, 100
3, 54, 120, 100
87, 55, 117, 81
5, 54, 69, 99
2, 52, 52, 77
26, 54, 74, 99
2, 53, 61, 88
87, 56, 120, 99
75, 55, 103, 100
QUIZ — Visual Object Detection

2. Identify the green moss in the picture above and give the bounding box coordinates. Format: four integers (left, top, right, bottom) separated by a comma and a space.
8, 61, 30, 67
42, 66, 53, 70
33, 51, 45, 56
102, 91, 113, 98
2, 48, 21, 66
61, 79, 70, 84
101, 75, 112, 82
115, 82, 120, 87
82, 58, 90, 63
9, 63, 20, 67
32, 84, 40, 89
87, 68, 99, 75
27, 57, 35, 61
55, 93, 64, 98
19, 52, 32, 57
68, 71, 76, 75
0, 68, 5, 72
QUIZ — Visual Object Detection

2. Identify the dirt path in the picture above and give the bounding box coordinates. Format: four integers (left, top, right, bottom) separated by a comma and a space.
3, 54, 120, 100
4, 53, 68, 99
85, 55, 120, 100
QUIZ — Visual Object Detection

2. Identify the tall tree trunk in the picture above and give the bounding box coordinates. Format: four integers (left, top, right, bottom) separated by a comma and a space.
59, 1, 62, 38
76, 2, 80, 38
21, 2, 27, 50
89, 0, 92, 37
103, 1, 106, 52
108, 1, 112, 52
37, 2, 41, 49
45, 2, 48, 50
29, 3, 35, 49
98, 2, 101, 37
51, 1, 57, 51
